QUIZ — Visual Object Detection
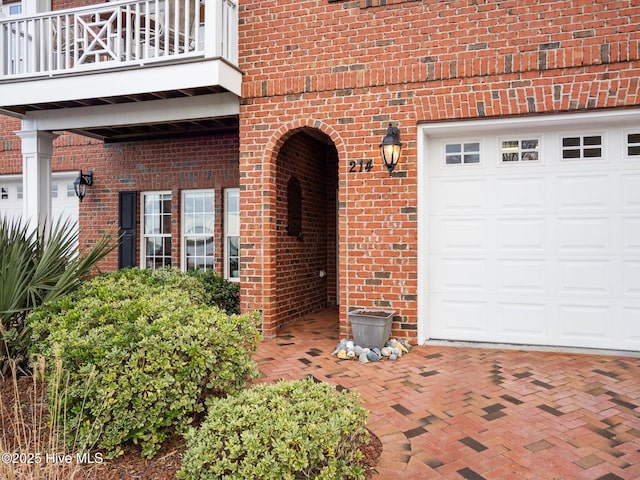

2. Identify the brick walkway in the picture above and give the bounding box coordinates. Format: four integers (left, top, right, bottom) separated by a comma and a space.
251, 307, 640, 480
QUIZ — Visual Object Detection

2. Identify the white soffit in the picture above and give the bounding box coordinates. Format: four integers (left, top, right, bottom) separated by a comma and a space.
22, 92, 239, 132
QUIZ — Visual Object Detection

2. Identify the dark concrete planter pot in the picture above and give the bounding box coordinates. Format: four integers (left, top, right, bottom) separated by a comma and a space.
348, 309, 395, 349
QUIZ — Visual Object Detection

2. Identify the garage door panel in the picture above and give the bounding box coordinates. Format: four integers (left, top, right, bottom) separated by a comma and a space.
623, 217, 640, 251
623, 261, 640, 296
432, 258, 487, 293
557, 217, 610, 252
558, 259, 611, 296
496, 177, 546, 212
0, 174, 78, 232
0, 181, 22, 222
435, 218, 487, 252
497, 302, 548, 338
496, 218, 546, 252
433, 178, 488, 213
622, 174, 640, 210
558, 304, 611, 341
556, 174, 610, 212
496, 259, 546, 294
623, 307, 640, 346
435, 297, 489, 337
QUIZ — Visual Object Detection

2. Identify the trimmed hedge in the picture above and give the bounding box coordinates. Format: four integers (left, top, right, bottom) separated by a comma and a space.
178, 378, 370, 480
29, 268, 261, 458
186, 269, 240, 315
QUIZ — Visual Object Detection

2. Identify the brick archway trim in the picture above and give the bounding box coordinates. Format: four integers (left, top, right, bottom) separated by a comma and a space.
259, 119, 345, 337
264, 119, 346, 161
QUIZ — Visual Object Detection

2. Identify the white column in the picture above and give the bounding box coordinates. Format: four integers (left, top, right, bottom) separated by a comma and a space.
16, 129, 60, 233
23, 0, 51, 15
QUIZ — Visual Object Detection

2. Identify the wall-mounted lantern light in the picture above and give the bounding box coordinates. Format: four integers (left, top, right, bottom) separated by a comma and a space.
73, 170, 93, 202
379, 123, 402, 175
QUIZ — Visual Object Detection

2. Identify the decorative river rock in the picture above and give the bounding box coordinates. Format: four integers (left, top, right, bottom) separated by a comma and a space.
332, 338, 411, 362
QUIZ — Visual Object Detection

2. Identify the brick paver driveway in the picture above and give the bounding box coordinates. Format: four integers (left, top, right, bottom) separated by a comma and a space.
252, 308, 640, 479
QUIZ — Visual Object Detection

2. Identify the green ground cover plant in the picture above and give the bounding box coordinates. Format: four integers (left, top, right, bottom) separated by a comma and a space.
29, 268, 261, 459
178, 378, 370, 480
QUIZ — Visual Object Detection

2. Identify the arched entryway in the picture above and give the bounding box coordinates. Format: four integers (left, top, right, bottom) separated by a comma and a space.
274, 128, 339, 328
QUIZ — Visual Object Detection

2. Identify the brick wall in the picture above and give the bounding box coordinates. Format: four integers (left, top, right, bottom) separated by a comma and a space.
0, 116, 22, 174
238, 0, 640, 340
81, 134, 240, 272
1, 126, 239, 273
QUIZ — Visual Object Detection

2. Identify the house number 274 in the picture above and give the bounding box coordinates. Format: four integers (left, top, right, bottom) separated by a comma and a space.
349, 160, 373, 173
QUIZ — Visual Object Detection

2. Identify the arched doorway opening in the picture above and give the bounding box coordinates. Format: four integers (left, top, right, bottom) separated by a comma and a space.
275, 128, 339, 328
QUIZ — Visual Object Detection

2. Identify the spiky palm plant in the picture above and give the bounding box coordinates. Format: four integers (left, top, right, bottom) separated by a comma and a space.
0, 217, 113, 375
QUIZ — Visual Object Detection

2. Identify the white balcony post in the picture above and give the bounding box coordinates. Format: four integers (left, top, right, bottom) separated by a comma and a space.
16, 129, 60, 233
23, 0, 51, 15
204, 0, 219, 58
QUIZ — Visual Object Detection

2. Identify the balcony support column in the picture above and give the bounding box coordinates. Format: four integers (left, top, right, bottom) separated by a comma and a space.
15, 129, 60, 233
23, 0, 51, 15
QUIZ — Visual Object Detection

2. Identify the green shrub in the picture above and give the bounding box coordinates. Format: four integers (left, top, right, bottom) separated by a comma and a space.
29, 268, 261, 459
178, 378, 370, 480
186, 269, 240, 315
0, 217, 113, 375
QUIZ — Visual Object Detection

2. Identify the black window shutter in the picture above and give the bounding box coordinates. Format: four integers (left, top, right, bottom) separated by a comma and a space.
118, 191, 137, 269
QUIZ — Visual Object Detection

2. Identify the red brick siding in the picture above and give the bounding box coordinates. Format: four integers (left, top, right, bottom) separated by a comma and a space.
82, 134, 240, 272
0, 116, 22, 174
1, 127, 239, 274
52, 0, 102, 10
238, 0, 640, 341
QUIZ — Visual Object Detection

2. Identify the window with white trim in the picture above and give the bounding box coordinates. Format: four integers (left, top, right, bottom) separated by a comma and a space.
141, 191, 172, 269
501, 138, 540, 162
2, 1, 22, 15
445, 142, 480, 165
224, 188, 240, 281
627, 133, 640, 157
182, 189, 215, 271
561, 134, 602, 160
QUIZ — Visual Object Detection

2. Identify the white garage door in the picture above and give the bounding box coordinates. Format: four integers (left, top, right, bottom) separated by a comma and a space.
0, 172, 79, 230
420, 111, 640, 352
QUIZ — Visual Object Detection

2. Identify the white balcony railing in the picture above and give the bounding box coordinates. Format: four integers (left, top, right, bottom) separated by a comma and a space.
0, 0, 237, 79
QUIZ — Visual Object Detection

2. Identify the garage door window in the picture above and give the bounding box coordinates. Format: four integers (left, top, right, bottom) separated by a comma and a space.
561, 134, 602, 160
501, 139, 540, 163
445, 142, 480, 165
1, 187, 7, 200
627, 133, 640, 157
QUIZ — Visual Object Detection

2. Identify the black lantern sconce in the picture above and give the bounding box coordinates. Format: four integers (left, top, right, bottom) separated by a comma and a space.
73, 170, 93, 202
379, 123, 402, 175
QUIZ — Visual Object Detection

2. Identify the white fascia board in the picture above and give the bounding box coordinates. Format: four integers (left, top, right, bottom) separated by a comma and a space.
1, 58, 242, 108
23, 92, 239, 132
418, 108, 640, 137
